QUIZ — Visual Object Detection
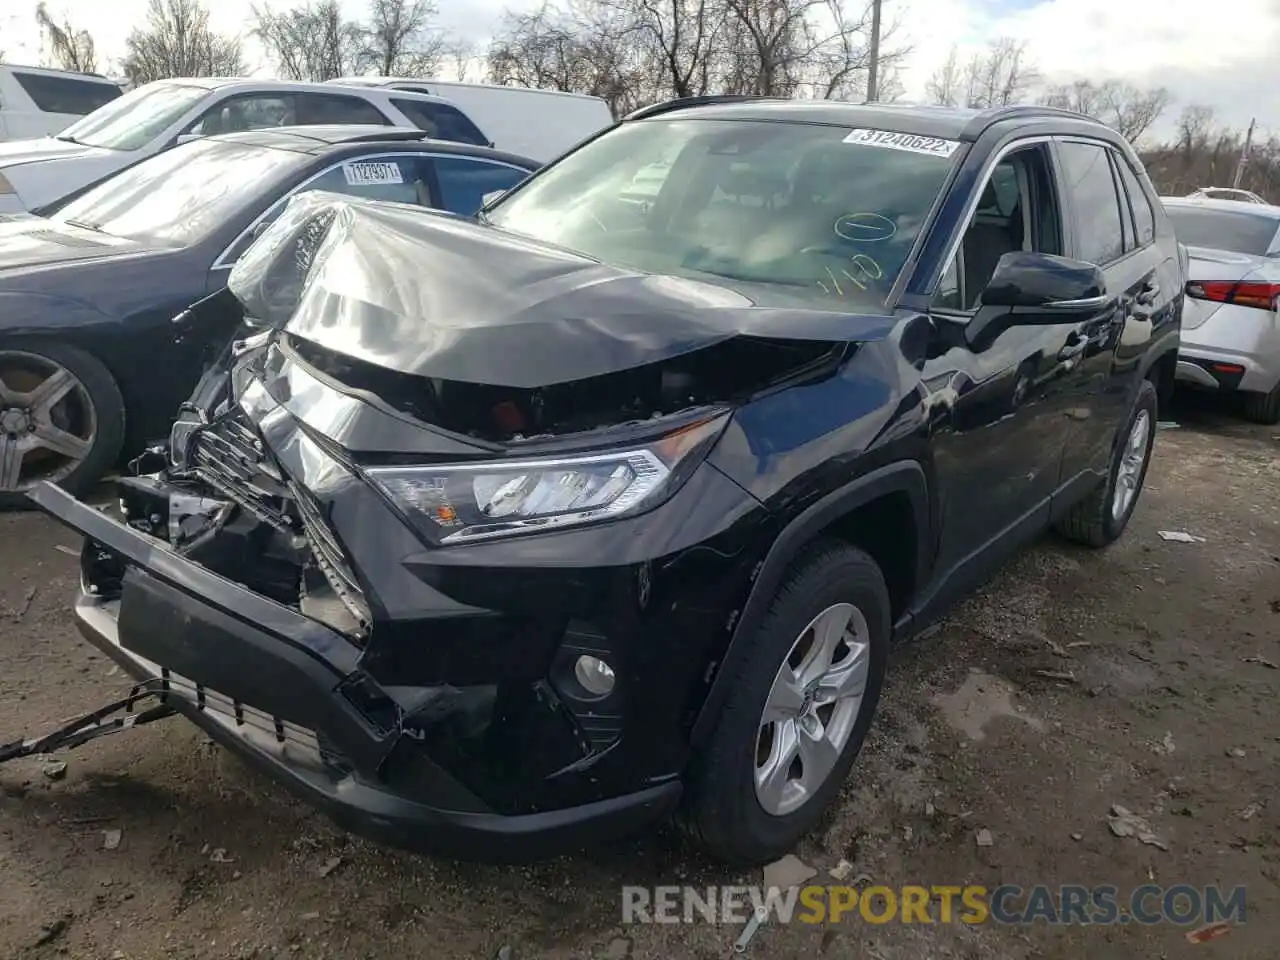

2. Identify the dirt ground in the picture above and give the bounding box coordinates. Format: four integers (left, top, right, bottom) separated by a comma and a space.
1, 393, 1277, 960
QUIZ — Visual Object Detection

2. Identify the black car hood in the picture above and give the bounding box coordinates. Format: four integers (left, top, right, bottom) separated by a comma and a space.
0, 217, 154, 270
227, 191, 896, 390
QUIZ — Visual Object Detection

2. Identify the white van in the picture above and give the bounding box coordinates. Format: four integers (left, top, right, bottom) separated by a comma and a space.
0, 64, 122, 140
0, 78, 495, 214
328, 78, 613, 163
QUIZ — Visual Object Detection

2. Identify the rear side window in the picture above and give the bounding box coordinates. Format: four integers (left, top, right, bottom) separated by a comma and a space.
299, 156, 430, 206
295, 94, 390, 126
1113, 155, 1156, 246
392, 98, 488, 146
432, 157, 529, 217
11, 71, 121, 115
1163, 206, 1280, 256
1057, 140, 1126, 265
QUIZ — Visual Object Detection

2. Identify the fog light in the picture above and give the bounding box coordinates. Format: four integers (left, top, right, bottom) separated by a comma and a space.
573, 655, 616, 697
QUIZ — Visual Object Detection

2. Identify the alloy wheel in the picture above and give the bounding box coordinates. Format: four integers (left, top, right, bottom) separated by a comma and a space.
0, 351, 97, 493
754, 602, 871, 817
1111, 408, 1151, 521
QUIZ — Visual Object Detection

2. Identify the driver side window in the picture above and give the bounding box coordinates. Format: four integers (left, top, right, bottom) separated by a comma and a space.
933, 144, 1063, 312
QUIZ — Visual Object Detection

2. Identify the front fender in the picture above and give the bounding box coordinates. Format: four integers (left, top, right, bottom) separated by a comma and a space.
688, 460, 929, 747
0, 289, 116, 336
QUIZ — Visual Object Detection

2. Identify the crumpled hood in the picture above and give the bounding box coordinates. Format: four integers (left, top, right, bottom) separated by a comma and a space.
227, 191, 895, 389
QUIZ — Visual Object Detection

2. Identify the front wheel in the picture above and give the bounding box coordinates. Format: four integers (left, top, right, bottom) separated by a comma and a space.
680, 540, 890, 865
0, 342, 125, 510
1055, 378, 1158, 548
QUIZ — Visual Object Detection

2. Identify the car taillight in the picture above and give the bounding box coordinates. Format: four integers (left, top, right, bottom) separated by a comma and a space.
1185, 280, 1280, 311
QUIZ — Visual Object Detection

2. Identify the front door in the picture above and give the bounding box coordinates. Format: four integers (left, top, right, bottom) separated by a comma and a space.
921, 140, 1098, 586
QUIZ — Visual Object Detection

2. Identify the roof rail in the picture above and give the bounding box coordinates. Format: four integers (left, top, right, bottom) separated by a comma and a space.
623, 95, 782, 122
959, 103, 1106, 140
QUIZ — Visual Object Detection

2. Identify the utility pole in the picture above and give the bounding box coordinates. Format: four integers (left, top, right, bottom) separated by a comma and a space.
866, 0, 882, 102
1232, 117, 1255, 189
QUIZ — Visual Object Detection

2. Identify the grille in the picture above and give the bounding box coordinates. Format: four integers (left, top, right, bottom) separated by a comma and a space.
190, 410, 370, 636
292, 481, 371, 631
190, 412, 291, 531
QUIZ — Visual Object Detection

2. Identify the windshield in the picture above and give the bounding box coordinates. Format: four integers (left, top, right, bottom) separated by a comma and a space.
57, 81, 209, 151
486, 118, 957, 307
1166, 205, 1280, 256
53, 138, 304, 246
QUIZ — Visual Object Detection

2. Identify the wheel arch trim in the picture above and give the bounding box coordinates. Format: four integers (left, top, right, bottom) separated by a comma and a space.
689, 460, 929, 747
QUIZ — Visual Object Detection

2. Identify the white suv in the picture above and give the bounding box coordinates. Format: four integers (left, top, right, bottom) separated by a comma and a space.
0, 77, 489, 214
0, 64, 122, 141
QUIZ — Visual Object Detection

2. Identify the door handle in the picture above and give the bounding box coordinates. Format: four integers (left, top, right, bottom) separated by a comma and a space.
1136, 280, 1160, 306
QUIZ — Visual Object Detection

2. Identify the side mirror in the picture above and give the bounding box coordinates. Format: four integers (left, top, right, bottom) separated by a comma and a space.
481, 189, 506, 208
980, 251, 1109, 313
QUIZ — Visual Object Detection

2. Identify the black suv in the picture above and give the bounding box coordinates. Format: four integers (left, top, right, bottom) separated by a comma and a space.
33, 98, 1183, 866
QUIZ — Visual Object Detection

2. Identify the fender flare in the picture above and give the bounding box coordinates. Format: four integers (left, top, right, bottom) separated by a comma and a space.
689, 460, 929, 747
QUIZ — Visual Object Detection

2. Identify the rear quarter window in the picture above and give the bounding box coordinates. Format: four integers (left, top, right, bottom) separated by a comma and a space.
11, 72, 121, 115
392, 98, 488, 146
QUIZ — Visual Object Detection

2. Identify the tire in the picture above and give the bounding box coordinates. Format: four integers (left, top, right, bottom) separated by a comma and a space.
1055, 378, 1158, 548
680, 539, 891, 865
1242, 383, 1280, 425
0, 340, 126, 510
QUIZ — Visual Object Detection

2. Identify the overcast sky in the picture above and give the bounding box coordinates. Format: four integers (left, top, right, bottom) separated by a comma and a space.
4, 0, 1278, 141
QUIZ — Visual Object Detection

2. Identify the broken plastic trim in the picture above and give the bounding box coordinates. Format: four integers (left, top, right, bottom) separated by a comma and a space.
0, 685, 175, 764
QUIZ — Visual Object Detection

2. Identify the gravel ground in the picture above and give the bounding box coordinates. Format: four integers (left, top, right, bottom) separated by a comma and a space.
1, 394, 1277, 960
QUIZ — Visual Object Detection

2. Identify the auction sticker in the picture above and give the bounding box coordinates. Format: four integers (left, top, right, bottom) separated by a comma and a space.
842, 129, 960, 157
343, 161, 404, 186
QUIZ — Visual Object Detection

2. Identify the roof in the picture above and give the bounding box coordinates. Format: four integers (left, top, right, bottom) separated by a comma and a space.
0, 63, 117, 84
1162, 195, 1280, 216
204, 124, 540, 168
630, 97, 1113, 143
146, 77, 452, 103
327, 76, 607, 103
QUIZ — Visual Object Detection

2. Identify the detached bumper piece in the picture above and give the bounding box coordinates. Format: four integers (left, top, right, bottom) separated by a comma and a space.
0, 687, 175, 764
29, 482, 680, 862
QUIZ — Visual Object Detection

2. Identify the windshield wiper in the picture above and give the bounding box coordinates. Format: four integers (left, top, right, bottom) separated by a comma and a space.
62, 218, 103, 233
54, 134, 82, 144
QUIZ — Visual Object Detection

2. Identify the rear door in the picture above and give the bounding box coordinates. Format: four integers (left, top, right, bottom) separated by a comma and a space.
1052, 138, 1151, 479
426, 155, 532, 217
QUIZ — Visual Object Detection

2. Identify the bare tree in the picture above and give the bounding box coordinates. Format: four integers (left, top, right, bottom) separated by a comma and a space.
36, 2, 98, 73
489, 0, 902, 111
487, 3, 646, 115
444, 37, 476, 81
961, 37, 1038, 109
254, 0, 364, 80
364, 0, 445, 76
122, 0, 244, 85
1039, 78, 1172, 143
925, 46, 962, 106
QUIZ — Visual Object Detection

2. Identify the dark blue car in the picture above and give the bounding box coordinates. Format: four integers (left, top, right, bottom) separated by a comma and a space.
0, 124, 538, 505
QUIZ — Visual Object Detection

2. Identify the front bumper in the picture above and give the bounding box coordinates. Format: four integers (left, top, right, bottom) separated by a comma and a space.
31, 482, 681, 861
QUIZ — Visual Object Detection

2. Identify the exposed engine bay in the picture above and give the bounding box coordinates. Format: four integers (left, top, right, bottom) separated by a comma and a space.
289, 333, 844, 443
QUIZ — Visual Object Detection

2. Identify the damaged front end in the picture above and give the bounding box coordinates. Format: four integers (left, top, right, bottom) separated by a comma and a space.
31, 191, 870, 858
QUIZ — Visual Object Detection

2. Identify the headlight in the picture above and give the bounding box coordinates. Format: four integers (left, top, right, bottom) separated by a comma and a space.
365, 413, 729, 544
